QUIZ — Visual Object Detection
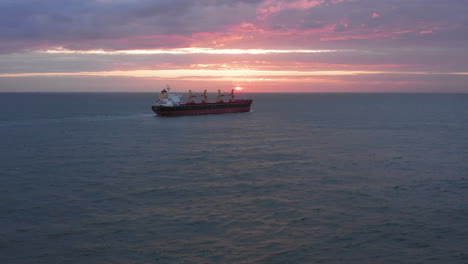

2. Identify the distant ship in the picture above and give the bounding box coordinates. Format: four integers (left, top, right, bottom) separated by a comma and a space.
152, 87, 253, 116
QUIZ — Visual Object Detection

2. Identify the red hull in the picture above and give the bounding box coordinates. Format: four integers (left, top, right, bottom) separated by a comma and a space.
152, 100, 252, 116
156, 106, 250, 116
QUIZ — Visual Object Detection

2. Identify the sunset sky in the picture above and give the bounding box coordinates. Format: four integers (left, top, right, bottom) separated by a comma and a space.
1, 0, 467, 92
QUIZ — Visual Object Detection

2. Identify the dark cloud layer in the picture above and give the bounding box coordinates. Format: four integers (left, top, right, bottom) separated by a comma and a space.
0, 0, 467, 53
0, 0, 260, 52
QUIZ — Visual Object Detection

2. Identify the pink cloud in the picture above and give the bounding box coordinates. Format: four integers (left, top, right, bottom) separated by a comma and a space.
257, 0, 324, 20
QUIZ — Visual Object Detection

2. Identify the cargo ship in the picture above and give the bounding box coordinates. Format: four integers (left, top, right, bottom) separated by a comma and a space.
152, 87, 252, 116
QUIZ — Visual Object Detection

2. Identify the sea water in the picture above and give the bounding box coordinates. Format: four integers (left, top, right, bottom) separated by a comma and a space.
0, 93, 467, 263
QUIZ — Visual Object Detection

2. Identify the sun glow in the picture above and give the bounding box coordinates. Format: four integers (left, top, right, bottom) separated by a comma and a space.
234, 86, 244, 91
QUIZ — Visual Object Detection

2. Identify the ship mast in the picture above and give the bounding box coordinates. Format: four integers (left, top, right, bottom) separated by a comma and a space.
217, 89, 235, 102
230, 89, 235, 102
188, 90, 208, 103
160, 88, 168, 99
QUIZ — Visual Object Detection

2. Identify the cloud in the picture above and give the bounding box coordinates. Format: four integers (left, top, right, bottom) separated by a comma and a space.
0, 0, 261, 52
1, 0, 467, 53
0, 0, 467, 93
1, 46, 466, 76
257, 0, 324, 20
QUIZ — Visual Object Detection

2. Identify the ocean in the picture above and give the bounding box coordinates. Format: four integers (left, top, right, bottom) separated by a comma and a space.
0, 93, 467, 263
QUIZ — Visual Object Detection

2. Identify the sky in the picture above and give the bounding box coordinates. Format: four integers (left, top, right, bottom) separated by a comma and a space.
0, 0, 467, 93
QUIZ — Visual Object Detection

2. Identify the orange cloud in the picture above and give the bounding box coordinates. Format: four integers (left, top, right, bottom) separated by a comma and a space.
419, 30, 433, 34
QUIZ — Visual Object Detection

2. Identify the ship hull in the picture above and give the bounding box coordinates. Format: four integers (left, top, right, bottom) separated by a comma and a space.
152, 100, 252, 116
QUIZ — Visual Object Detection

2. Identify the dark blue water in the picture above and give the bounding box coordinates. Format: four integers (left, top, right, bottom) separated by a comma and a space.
1, 93, 467, 263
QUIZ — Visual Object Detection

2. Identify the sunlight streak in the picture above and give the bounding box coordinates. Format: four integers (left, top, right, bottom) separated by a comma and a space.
39, 47, 338, 55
